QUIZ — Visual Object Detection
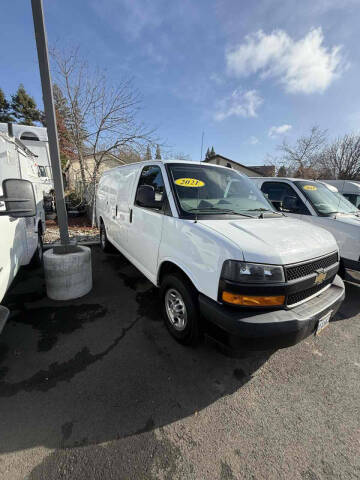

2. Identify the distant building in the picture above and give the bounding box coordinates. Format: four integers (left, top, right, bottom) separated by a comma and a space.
247, 165, 276, 177
64, 150, 142, 191
203, 154, 274, 177
64, 152, 125, 191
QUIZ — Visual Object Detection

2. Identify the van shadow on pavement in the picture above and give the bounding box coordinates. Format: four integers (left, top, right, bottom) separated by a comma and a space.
0, 247, 273, 469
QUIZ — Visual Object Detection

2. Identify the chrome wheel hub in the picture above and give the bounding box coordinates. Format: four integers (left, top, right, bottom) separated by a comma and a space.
165, 288, 187, 331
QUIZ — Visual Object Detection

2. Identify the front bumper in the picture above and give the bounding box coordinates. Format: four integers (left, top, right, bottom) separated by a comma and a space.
199, 275, 345, 350
342, 258, 360, 286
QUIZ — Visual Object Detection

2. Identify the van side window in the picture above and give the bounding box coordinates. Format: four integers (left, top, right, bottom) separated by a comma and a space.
261, 182, 310, 215
135, 165, 165, 210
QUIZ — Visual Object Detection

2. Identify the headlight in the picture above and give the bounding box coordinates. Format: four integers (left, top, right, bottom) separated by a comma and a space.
221, 260, 285, 283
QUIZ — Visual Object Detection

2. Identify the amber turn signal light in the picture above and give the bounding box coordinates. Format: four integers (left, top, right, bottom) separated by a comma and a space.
222, 291, 285, 306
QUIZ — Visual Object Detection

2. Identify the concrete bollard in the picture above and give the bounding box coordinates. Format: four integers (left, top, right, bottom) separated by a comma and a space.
43, 246, 92, 300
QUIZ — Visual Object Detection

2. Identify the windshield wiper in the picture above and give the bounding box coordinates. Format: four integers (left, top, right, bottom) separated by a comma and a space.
242, 208, 280, 213
238, 208, 283, 217
187, 207, 254, 218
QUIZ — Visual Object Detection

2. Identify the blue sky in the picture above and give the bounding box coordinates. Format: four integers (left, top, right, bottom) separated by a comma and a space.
1, 0, 360, 165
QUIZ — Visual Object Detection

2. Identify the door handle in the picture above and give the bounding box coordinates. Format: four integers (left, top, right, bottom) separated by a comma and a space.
129, 208, 133, 223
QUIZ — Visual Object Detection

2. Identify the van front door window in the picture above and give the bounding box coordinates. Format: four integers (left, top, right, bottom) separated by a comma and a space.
135, 165, 165, 208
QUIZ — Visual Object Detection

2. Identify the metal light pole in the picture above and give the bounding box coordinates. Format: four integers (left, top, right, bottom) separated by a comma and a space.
31, 0, 76, 253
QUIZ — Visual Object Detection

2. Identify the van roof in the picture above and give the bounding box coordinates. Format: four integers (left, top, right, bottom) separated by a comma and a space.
252, 177, 338, 184
252, 176, 313, 182
321, 179, 360, 193
102, 159, 244, 175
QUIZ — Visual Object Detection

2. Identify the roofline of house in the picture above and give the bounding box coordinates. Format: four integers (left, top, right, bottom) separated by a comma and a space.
203, 154, 265, 176
83, 151, 127, 164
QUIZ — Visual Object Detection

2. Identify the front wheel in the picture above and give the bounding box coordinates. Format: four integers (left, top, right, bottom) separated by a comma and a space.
100, 222, 113, 253
160, 273, 201, 346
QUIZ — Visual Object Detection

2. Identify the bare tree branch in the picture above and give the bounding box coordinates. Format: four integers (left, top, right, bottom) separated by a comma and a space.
50, 47, 157, 224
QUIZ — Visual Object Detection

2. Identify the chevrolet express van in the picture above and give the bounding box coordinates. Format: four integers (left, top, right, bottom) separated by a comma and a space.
253, 177, 360, 287
96, 161, 345, 349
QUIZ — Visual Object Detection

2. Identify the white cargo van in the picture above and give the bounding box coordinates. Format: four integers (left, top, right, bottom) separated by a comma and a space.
322, 180, 360, 209
253, 177, 360, 287
97, 161, 345, 349
0, 131, 44, 332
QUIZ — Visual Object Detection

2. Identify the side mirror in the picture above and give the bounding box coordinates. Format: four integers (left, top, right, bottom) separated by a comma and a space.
0, 179, 36, 218
282, 195, 298, 212
136, 185, 162, 209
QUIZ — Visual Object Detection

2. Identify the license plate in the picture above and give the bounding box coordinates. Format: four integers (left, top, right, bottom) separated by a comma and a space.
316, 311, 332, 335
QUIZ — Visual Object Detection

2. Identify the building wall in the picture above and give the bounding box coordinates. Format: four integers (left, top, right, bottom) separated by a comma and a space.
206, 157, 262, 177
66, 156, 123, 191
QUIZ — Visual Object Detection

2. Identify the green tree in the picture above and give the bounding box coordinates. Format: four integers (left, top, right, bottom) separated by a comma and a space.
155, 144, 161, 160
205, 147, 210, 161
210, 146, 215, 157
11, 84, 42, 125
145, 144, 152, 160
0, 88, 13, 122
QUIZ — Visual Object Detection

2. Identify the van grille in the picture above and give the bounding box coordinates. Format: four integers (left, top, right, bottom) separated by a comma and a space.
287, 276, 334, 306
285, 253, 338, 282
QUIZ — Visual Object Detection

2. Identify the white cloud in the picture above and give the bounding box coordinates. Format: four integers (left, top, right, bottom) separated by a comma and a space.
268, 124, 292, 137
226, 27, 345, 94
209, 73, 224, 85
249, 136, 259, 145
214, 89, 263, 121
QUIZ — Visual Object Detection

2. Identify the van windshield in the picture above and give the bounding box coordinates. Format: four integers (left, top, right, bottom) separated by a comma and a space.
295, 181, 359, 216
167, 164, 276, 217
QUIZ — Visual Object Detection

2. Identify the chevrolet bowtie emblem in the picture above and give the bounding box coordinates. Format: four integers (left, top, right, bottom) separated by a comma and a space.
314, 269, 327, 285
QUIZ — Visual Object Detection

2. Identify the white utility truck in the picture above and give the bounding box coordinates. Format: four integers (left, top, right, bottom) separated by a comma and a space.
0, 129, 44, 332
0, 122, 53, 197
96, 161, 345, 349
322, 180, 360, 209
253, 177, 360, 287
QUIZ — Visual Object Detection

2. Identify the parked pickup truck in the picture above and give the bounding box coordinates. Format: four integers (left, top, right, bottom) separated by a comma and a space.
97, 161, 345, 350
253, 177, 360, 287
0, 131, 44, 332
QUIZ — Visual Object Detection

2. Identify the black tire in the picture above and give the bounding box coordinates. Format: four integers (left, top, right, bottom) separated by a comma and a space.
29, 232, 43, 268
100, 221, 114, 253
160, 272, 201, 346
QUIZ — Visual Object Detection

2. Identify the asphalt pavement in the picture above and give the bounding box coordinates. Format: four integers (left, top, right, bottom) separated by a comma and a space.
0, 246, 359, 480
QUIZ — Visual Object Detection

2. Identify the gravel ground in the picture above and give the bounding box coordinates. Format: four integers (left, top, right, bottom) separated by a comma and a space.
44, 226, 100, 244
0, 246, 359, 480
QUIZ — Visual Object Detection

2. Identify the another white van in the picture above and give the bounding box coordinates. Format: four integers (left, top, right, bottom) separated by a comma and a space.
322, 180, 360, 209
97, 161, 345, 349
253, 177, 360, 287
0, 131, 44, 332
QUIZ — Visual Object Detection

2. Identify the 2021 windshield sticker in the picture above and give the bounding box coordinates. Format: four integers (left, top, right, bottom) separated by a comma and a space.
175, 178, 205, 187
303, 185, 317, 191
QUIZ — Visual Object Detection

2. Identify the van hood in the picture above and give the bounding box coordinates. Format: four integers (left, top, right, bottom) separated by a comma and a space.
199, 217, 337, 265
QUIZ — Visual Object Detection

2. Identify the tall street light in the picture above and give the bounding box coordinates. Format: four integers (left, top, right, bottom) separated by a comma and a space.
31, 0, 76, 253
30, 0, 92, 301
